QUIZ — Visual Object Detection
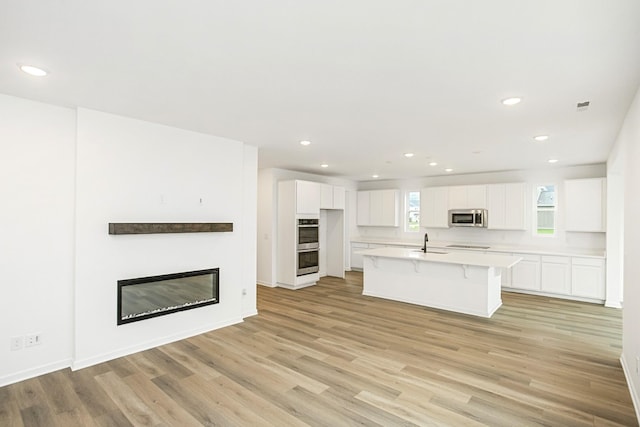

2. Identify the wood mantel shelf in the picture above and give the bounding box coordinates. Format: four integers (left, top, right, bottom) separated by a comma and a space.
108, 222, 233, 235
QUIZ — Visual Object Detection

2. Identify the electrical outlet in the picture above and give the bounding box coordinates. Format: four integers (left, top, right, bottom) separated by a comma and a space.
242, 288, 247, 296
25, 333, 42, 347
636, 356, 639, 375
10, 336, 23, 351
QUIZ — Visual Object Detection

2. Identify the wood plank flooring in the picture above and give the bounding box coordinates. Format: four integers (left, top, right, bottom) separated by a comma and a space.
1, 271, 637, 426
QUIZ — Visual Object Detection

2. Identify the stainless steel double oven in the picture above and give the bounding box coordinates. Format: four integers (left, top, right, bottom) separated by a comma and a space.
296, 218, 319, 276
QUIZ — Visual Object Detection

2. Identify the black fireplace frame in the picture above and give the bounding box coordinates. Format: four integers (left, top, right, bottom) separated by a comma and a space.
117, 268, 219, 325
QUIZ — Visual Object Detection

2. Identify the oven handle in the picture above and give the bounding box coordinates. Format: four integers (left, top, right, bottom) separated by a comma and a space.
297, 248, 319, 253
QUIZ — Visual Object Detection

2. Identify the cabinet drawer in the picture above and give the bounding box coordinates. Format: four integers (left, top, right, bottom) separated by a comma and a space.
541, 255, 570, 265
572, 257, 604, 268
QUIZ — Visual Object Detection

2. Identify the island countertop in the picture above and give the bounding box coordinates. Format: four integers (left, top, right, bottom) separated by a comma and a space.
359, 247, 522, 269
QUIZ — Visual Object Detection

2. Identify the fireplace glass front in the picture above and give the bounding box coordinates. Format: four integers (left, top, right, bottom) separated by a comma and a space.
117, 268, 219, 325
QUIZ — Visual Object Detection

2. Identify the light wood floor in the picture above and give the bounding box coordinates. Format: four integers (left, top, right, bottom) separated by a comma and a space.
1, 272, 637, 426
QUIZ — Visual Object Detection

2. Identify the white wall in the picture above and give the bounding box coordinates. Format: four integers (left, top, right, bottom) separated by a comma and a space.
355, 164, 607, 252
617, 85, 640, 422
0, 94, 76, 385
606, 138, 626, 308
73, 108, 251, 368
0, 93, 257, 385
242, 145, 258, 317
257, 168, 276, 286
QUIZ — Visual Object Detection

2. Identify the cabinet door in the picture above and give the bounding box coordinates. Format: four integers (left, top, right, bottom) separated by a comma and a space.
296, 180, 320, 214
448, 186, 467, 209
486, 183, 525, 230
467, 185, 487, 208
504, 183, 526, 230
486, 184, 506, 229
356, 191, 370, 225
368, 189, 399, 226
421, 187, 449, 228
501, 266, 512, 287
511, 254, 541, 290
350, 243, 368, 270
379, 189, 399, 226
541, 256, 571, 295
565, 178, 606, 232
320, 184, 333, 209
333, 186, 345, 210
369, 191, 384, 225
449, 185, 486, 209
571, 258, 605, 299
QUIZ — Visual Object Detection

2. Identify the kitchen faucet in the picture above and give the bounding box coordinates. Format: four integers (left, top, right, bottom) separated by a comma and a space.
422, 232, 429, 253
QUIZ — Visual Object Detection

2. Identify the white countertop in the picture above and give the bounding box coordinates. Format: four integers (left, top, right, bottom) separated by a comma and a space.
359, 247, 522, 269
351, 237, 606, 259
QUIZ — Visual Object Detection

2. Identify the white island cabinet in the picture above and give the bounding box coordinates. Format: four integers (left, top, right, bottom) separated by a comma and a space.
360, 247, 521, 318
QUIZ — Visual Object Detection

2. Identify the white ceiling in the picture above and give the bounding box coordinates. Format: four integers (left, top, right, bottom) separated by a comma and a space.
2, 1, 639, 181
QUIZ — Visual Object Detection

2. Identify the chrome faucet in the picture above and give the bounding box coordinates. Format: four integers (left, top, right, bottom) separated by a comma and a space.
422, 232, 429, 253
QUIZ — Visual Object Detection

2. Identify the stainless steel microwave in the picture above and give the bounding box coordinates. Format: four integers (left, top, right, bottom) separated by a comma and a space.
448, 209, 488, 228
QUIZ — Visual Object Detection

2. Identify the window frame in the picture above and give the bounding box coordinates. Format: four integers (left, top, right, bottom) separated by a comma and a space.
534, 184, 557, 237
405, 190, 421, 233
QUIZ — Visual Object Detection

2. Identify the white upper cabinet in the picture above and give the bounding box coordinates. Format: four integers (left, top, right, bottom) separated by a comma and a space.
320, 184, 345, 210
356, 189, 399, 226
357, 191, 371, 225
320, 184, 333, 209
332, 186, 346, 210
448, 185, 486, 209
295, 180, 321, 215
420, 186, 450, 228
564, 178, 606, 232
486, 183, 526, 230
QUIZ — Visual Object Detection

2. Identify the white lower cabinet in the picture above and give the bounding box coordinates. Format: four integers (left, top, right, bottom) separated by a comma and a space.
540, 256, 571, 295
510, 253, 541, 291
351, 243, 368, 270
571, 257, 605, 299
501, 266, 512, 288
505, 253, 605, 302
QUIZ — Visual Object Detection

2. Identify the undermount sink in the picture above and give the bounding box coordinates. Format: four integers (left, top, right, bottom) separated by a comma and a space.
446, 244, 490, 250
412, 249, 448, 254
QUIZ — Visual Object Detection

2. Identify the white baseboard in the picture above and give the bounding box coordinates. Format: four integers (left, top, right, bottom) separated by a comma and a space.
257, 281, 277, 288
620, 353, 640, 424
71, 316, 243, 371
242, 309, 258, 318
0, 359, 72, 388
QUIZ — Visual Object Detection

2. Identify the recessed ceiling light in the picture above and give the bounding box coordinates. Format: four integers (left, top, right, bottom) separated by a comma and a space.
501, 97, 522, 106
548, 159, 559, 164
404, 153, 414, 158
300, 140, 311, 146
18, 64, 48, 77
320, 163, 328, 168
429, 162, 438, 166
372, 174, 379, 178
534, 135, 549, 142
445, 168, 453, 172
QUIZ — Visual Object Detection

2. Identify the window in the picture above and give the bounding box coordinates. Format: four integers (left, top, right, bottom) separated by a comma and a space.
406, 191, 420, 232
535, 184, 556, 236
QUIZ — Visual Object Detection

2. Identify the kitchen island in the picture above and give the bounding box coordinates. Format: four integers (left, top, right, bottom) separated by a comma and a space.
360, 247, 522, 318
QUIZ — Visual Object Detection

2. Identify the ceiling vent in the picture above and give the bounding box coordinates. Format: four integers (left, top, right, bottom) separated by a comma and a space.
577, 101, 590, 112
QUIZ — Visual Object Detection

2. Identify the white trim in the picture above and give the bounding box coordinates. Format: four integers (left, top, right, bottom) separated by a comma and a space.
242, 309, 259, 318
0, 359, 72, 388
257, 281, 277, 288
620, 354, 640, 424
71, 316, 242, 371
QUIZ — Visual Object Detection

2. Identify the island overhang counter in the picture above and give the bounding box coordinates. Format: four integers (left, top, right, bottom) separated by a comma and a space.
360, 247, 522, 318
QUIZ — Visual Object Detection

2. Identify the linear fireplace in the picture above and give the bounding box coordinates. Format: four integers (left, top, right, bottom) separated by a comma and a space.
117, 268, 219, 325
